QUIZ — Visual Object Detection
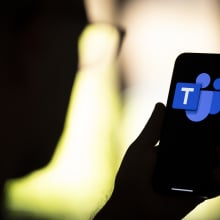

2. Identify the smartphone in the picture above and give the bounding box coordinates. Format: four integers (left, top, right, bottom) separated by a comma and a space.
153, 52, 220, 199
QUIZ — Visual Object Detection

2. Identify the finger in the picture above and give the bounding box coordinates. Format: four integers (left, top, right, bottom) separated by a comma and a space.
135, 102, 165, 150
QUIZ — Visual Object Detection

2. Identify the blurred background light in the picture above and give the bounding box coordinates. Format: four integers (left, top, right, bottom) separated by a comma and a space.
5, 1, 220, 219
6, 23, 123, 220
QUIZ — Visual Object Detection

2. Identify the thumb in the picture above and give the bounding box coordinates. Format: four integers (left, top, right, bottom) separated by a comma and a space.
135, 102, 165, 150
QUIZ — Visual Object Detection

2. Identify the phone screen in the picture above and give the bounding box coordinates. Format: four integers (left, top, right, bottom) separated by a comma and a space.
153, 52, 220, 199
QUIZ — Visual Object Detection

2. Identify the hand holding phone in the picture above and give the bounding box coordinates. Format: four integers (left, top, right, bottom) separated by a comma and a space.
153, 53, 220, 199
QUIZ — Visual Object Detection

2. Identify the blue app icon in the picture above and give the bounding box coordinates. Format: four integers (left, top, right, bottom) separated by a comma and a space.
172, 73, 220, 122
172, 83, 201, 110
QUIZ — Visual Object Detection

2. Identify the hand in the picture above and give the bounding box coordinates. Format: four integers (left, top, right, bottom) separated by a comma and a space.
95, 103, 203, 219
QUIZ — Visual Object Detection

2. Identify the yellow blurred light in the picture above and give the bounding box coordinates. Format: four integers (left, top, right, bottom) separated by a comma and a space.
183, 197, 220, 220
5, 23, 122, 220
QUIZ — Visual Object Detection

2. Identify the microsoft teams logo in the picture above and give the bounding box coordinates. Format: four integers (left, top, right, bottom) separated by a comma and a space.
172, 73, 220, 122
